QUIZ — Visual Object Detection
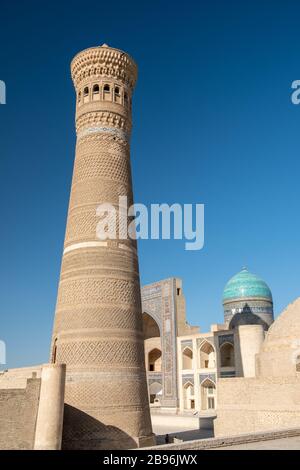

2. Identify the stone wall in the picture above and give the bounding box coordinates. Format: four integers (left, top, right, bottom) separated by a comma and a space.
214, 376, 300, 436
0, 363, 66, 450
0, 377, 41, 449
0, 365, 42, 389
142, 427, 300, 450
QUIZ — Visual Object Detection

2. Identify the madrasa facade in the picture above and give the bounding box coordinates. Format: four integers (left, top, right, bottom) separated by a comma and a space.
141, 267, 274, 414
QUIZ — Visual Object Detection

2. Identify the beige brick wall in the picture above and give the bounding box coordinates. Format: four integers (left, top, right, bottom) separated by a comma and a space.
0, 378, 41, 449
0, 365, 42, 389
214, 376, 300, 436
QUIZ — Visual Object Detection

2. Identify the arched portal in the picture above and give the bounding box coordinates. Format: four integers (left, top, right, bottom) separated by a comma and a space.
142, 312, 162, 377
200, 379, 216, 410
143, 313, 160, 340
149, 381, 162, 404
199, 341, 215, 369
182, 347, 193, 370
148, 348, 162, 372
220, 342, 235, 367
183, 382, 195, 410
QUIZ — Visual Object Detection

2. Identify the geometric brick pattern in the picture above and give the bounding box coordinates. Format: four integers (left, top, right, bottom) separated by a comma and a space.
57, 340, 145, 366
71, 46, 137, 89
60, 250, 139, 276
69, 179, 132, 208
64, 377, 149, 408
56, 278, 141, 307
65, 207, 134, 244
51, 44, 154, 449
199, 373, 216, 384
53, 306, 143, 334
72, 147, 131, 186
62, 405, 152, 450
76, 112, 130, 135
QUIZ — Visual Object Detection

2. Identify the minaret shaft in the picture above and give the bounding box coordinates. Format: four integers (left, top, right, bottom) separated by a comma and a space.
51, 44, 154, 449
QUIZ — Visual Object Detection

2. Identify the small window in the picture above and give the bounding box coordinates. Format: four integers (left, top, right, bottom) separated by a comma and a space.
104, 84, 110, 92
93, 84, 99, 94
52, 339, 57, 363
78, 91, 81, 102
115, 86, 120, 95
83, 87, 89, 96
124, 92, 128, 102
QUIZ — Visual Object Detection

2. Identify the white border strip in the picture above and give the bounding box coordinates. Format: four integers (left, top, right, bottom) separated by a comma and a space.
63, 241, 137, 255
64, 241, 107, 254
77, 126, 129, 142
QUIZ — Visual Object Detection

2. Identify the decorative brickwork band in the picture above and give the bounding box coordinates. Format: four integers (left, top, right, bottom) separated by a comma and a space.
51, 44, 154, 449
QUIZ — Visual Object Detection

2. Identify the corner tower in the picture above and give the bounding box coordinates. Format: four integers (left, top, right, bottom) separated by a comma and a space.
51, 44, 154, 449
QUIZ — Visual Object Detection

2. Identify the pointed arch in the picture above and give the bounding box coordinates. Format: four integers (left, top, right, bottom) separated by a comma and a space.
182, 347, 193, 370
143, 312, 162, 374
183, 380, 195, 409
148, 348, 162, 372
149, 381, 162, 404
143, 312, 161, 339
199, 340, 216, 369
200, 378, 216, 410
103, 83, 111, 101
220, 342, 235, 367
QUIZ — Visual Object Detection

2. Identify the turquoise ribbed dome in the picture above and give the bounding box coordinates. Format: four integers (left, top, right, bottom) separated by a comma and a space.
223, 268, 272, 303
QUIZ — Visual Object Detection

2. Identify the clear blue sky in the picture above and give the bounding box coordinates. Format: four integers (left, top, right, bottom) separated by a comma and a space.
1, 0, 300, 368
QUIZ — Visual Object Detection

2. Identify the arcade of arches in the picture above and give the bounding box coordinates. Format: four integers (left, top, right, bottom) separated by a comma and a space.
141, 277, 269, 414
142, 310, 234, 412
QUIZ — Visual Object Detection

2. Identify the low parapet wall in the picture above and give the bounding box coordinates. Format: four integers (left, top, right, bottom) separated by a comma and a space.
0, 377, 41, 449
0, 365, 43, 389
214, 376, 300, 436
142, 427, 300, 450
0, 363, 66, 450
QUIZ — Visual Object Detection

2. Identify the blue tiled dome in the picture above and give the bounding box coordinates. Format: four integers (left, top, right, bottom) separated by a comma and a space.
223, 268, 272, 303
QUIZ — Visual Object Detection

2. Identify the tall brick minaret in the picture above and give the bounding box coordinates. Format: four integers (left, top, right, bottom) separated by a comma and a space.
51, 44, 154, 449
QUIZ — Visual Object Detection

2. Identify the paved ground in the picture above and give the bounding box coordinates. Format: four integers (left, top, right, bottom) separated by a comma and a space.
151, 413, 213, 445
213, 436, 300, 450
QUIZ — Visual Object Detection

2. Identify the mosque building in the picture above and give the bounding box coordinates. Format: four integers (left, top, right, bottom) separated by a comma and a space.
141, 267, 274, 414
